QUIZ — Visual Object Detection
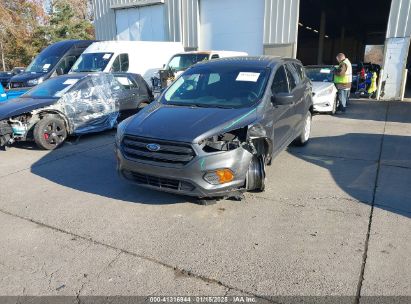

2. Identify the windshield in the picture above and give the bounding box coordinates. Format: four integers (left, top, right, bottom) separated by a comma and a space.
22, 76, 82, 99
306, 67, 334, 82
71, 53, 113, 72
166, 54, 210, 72
162, 66, 270, 109
25, 44, 70, 73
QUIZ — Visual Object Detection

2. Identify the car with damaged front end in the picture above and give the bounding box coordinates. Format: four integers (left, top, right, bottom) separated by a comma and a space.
0, 73, 153, 150
116, 56, 313, 201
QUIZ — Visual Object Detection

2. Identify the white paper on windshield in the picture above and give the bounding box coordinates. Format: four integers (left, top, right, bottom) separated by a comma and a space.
43, 64, 51, 69
320, 69, 331, 74
63, 79, 79, 85
103, 53, 111, 59
236, 72, 261, 82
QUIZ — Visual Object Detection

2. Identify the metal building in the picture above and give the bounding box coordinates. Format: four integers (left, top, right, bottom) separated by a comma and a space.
91, 0, 411, 100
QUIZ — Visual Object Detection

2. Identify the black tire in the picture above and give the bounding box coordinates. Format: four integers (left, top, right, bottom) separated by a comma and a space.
246, 156, 266, 192
33, 116, 67, 150
295, 112, 312, 146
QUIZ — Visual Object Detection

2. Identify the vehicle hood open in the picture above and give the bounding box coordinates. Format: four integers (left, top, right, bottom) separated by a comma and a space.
125, 102, 258, 143
0, 97, 58, 120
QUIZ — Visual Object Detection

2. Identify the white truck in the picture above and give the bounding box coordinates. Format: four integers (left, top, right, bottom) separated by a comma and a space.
70, 41, 184, 85
152, 50, 248, 92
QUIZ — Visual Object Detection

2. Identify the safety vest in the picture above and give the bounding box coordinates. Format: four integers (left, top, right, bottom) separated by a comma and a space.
334, 58, 353, 84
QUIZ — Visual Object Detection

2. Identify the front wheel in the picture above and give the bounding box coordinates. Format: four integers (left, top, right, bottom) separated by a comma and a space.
246, 156, 266, 192
294, 112, 312, 146
33, 116, 67, 150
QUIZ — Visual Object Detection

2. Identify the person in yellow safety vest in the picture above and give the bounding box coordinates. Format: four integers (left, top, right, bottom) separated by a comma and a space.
333, 53, 352, 113
368, 71, 378, 96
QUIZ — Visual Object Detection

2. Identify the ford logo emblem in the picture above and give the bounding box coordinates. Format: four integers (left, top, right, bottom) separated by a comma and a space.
146, 143, 161, 152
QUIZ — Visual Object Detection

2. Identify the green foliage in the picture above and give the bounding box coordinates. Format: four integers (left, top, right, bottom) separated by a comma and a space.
0, 0, 94, 70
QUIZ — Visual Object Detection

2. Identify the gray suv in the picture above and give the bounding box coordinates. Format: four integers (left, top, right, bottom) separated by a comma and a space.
116, 56, 313, 200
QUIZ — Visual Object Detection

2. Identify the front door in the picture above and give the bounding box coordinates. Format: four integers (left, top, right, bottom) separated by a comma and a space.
268, 64, 295, 153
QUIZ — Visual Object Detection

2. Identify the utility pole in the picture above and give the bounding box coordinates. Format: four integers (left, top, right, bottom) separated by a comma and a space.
317, 10, 326, 64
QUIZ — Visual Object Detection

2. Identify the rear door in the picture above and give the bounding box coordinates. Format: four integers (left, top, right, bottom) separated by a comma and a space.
269, 64, 295, 152
113, 74, 140, 111
291, 62, 311, 131
285, 63, 305, 132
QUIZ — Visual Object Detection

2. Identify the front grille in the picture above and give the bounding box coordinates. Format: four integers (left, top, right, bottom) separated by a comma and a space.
122, 135, 195, 167
123, 170, 194, 192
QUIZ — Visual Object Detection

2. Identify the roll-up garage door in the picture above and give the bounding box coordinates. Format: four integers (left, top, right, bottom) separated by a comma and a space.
199, 0, 265, 56
116, 5, 165, 41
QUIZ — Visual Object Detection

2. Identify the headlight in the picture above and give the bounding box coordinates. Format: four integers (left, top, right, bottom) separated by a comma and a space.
203, 169, 235, 185
116, 117, 132, 147
200, 127, 247, 153
27, 77, 44, 86
316, 87, 334, 98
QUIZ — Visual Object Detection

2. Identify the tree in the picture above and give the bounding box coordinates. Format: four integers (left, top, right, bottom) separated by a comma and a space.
0, 0, 45, 70
0, 0, 94, 71
41, 0, 94, 42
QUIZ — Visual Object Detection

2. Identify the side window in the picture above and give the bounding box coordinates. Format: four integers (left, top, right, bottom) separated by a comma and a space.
208, 73, 220, 85
111, 54, 129, 72
271, 65, 289, 94
56, 56, 77, 74
293, 63, 305, 80
285, 65, 297, 91
114, 76, 138, 90
211, 54, 219, 59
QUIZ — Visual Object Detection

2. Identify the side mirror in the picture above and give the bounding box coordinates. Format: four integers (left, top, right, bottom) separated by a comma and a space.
271, 92, 295, 105
56, 67, 64, 76
162, 64, 165, 68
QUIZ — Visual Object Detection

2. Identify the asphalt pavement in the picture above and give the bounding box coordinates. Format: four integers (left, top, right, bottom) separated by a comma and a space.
0, 99, 410, 303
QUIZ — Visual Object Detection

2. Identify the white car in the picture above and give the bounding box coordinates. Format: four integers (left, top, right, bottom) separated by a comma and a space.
305, 66, 338, 114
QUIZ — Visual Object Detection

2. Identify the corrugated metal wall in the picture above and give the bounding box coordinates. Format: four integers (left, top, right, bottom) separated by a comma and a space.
92, 0, 195, 47
92, 0, 117, 40
386, 0, 411, 38
263, 0, 299, 45
181, 0, 198, 49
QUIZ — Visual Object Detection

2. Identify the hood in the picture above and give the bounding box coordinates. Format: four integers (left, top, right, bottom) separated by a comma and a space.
125, 102, 257, 143
0, 97, 58, 120
10, 72, 47, 83
312, 81, 334, 93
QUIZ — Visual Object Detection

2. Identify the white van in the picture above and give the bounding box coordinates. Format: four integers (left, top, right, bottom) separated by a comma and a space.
70, 41, 184, 84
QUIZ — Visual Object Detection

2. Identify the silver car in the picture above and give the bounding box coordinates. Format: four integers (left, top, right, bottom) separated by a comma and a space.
116, 56, 313, 201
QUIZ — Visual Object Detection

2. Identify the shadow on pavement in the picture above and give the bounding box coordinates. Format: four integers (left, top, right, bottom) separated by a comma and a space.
333, 99, 411, 124
290, 133, 411, 218
28, 131, 188, 205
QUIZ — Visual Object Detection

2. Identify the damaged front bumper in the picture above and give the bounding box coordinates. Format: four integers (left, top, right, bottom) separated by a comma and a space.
116, 143, 253, 198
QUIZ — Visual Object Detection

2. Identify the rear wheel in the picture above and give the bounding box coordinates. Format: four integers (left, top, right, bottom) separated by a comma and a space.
295, 112, 312, 146
33, 116, 67, 150
246, 156, 266, 192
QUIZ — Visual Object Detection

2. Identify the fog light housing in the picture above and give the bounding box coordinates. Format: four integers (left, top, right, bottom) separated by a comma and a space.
204, 169, 234, 185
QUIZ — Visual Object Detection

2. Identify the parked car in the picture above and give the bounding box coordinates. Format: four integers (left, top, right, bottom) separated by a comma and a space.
116, 56, 313, 201
0, 68, 25, 87
0, 84, 27, 102
0, 73, 153, 150
70, 41, 184, 86
152, 51, 248, 93
305, 65, 338, 114
9, 40, 95, 89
